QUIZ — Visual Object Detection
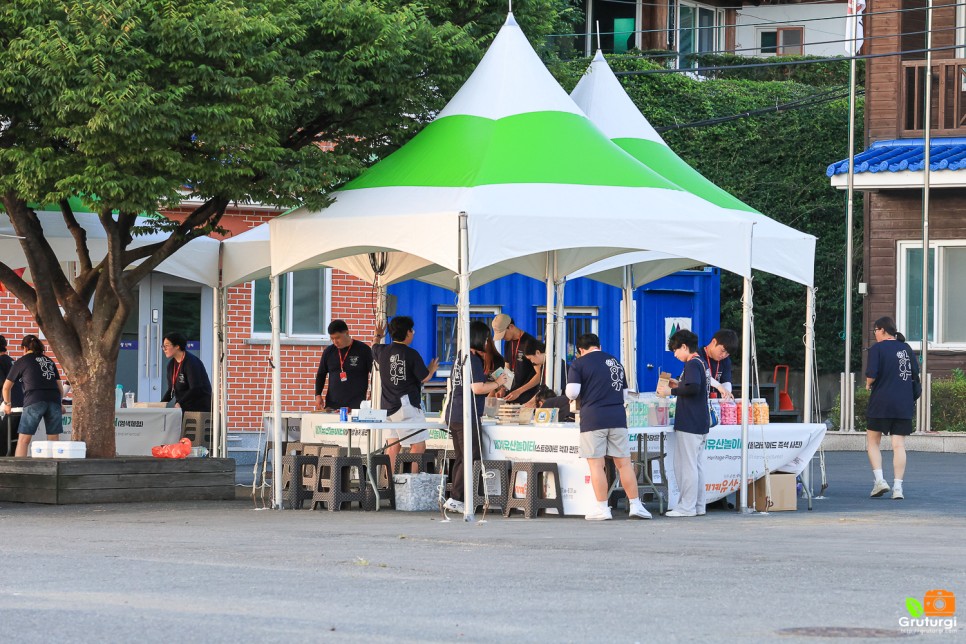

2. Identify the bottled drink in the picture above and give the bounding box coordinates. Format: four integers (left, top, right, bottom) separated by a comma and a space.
115, 384, 123, 410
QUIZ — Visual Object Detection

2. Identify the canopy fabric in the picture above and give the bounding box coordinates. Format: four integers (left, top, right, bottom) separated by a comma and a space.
566, 250, 702, 288
0, 211, 220, 287
270, 13, 756, 283
570, 51, 816, 287
222, 223, 271, 287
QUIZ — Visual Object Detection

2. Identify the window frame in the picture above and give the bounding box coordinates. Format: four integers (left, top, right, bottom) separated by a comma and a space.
434, 305, 502, 377
672, 1, 727, 68
249, 268, 333, 340
896, 239, 966, 351
535, 306, 601, 363
758, 27, 805, 56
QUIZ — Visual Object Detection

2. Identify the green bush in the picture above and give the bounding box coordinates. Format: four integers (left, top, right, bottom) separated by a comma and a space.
828, 370, 966, 432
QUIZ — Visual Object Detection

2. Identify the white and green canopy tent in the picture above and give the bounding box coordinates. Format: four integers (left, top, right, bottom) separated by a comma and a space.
268, 13, 761, 518
568, 51, 819, 509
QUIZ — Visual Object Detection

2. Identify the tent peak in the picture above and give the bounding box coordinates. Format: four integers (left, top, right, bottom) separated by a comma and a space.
505, 11, 517, 27
593, 49, 605, 62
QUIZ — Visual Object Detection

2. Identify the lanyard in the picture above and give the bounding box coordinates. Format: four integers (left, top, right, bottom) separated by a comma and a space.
337, 341, 353, 371
704, 347, 722, 380
509, 338, 520, 370
171, 357, 184, 392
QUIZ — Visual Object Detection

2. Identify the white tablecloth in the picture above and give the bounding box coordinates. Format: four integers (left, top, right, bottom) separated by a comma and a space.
36, 408, 183, 456
300, 413, 448, 452
482, 423, 826, 516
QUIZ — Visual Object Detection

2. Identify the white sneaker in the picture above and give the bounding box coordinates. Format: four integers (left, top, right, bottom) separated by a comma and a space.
666, 509, 697, 517
585, 506, 613, 521
892, 486, 904, 500
442, 498, 465, 513
870, 480, 891, 498
628, 502, 652, 520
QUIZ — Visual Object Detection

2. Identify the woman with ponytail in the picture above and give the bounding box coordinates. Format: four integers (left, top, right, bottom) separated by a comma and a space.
2, 335, 65, 457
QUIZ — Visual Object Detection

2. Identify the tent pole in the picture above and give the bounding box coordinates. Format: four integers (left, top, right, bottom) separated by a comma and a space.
739, 275, 754, 514
271, 274, 284, 509
919, 0, 933, 433
622, 266, 637, 391
554, 279, 566, 391
211, 282, 222, 458
458, 213, 475, 521
803, 287, 816, 425
544, 253, 557, 393
220, 287, 229, 458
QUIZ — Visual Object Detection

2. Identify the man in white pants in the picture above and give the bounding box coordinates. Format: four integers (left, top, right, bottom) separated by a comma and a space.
566, 333, 651, 521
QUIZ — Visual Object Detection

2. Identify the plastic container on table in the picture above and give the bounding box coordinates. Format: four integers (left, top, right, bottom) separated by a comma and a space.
719, 400, 738, 425
752, 398, 770, 425
735, 400, 754, 425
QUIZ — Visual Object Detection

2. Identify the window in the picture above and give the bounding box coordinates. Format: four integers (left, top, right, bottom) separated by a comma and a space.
588, 0, 639, 54
672, 2, 726, 68
897, 241, 966, 348
434, 306, 501, 374
536, 307, 600, 363
759, 28, 804, 56
251, 268, 331, 337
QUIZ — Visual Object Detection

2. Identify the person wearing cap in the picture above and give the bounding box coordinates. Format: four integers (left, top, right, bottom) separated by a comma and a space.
491, 314, 541, 405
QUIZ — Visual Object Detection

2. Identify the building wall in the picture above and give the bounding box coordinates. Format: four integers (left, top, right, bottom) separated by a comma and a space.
863, 189, 966, 376
734, 4, 847, 58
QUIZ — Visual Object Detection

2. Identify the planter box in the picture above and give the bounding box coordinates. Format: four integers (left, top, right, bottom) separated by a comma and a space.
0, 457, 235, 504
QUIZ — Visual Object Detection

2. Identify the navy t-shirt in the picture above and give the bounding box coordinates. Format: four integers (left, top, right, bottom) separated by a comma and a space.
373, 342, 429, 415
315, 340, 373, 409
866, 339, 919, 419
444, 353, 486, 424
671, 356, 710, 435
502, 332, 538, 404
567, 349, 627, 432
6, 354, 61, 407
704, 349, 732, 398
0, 354, 24, 406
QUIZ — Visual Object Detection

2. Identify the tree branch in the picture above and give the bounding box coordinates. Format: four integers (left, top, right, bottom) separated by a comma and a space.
60, 198, 93, 275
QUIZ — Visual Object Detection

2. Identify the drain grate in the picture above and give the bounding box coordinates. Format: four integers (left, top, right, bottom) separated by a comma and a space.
779, 627, 917, 638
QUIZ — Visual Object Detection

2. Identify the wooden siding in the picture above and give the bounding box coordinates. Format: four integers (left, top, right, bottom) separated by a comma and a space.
862, 190, 966, 376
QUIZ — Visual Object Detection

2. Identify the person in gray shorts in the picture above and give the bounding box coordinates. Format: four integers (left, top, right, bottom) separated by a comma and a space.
566, 333, 651, 521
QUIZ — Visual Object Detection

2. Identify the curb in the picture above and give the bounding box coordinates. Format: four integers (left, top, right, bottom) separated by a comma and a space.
821, 432, 966, 453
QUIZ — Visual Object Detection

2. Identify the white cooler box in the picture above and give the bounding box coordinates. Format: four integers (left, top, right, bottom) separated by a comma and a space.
393, 473, 446, 511
30, 441, 55, 458
52, 441, 87, 459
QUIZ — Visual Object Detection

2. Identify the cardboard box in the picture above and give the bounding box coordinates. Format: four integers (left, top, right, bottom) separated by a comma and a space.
745, 472, 798, 512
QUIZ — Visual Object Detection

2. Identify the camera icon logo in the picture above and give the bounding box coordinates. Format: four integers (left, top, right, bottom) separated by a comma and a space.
924, 589, 956, 617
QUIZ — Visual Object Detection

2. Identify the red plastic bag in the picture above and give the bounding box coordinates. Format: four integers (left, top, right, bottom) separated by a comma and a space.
151, 437, 192, 459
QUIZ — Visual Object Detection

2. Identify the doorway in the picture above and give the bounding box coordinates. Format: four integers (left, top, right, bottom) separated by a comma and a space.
116, 274, 213, 403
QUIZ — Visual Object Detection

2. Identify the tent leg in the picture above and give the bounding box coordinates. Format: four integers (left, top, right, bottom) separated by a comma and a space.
458, 213, 475, 522
739, 275, 754, 514
554, 280, 565, 392
271, 275, 284, 509
544, 253, 557, 393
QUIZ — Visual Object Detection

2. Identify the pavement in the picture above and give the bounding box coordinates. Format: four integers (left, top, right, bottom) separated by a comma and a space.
1, 451, 964, 643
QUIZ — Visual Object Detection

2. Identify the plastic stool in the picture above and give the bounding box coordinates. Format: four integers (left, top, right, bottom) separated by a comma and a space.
309, 456, 367, 511
181, 412, 212, 449
504, 462, 564, 518
395, 451, 439, 474
363, 454, 396, 510
472, 459, 511, 512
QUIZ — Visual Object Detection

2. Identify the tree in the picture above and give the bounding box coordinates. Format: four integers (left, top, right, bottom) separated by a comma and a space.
2, 0, 562, 457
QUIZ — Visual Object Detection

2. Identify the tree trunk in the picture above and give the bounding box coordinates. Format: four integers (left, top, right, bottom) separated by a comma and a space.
70, 359, 119, 458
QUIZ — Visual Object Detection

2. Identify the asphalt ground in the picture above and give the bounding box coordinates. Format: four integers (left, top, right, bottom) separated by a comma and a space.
1, 451, 964, 643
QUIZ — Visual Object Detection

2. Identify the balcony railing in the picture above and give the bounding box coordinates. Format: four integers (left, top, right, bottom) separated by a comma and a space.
901, 59, 966, 135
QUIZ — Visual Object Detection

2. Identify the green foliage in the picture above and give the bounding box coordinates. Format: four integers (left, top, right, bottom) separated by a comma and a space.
551, 54, 863, 372
828, 387, 870, 430
689, 53, 864, 87
930, 372, 966, 432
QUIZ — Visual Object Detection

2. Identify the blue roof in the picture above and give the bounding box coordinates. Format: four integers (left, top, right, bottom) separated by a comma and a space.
826, 138, 966, 177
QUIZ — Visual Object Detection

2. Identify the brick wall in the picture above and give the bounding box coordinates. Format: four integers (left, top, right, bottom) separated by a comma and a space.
0, 208, 377, 433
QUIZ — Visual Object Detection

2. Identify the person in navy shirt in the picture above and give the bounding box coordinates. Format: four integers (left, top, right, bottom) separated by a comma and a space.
314, 319, 373, 411
703, 329, 737, 400
2, 334, 65, 457
658, 329, 710, 518
865, 316, 920, 500
566, 333, 651, 521
441, 321, 508, 514
372, 316, 439, 474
